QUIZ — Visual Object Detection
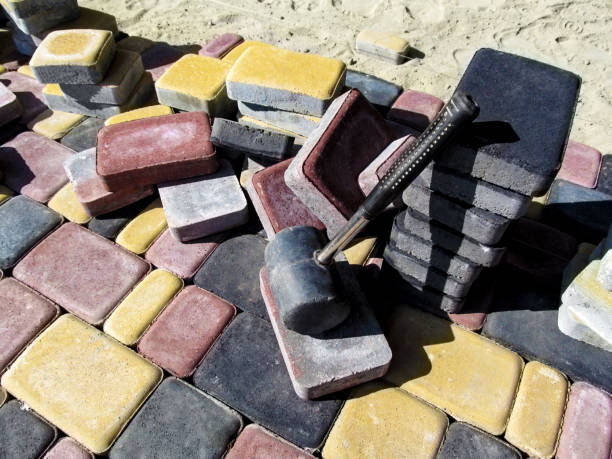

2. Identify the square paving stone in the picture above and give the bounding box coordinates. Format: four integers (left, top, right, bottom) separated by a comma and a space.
96, 111, 218, 191
13, 223, 150, 324
44, 437, 94, 459
437, 422, 521, 459
60, 116, 105, 152
47, 183, 92, 224
87, 196, 154, 239
104, 104, 173, 126
0, 131, 71, 202
138, 285, 236, 378
109, 377, 242, 459
0, 70, 47, 123
345, 69, 402, 112
0, 400, 57, 459
355, 29, 409, 64
141, 44, 185, 82
384, 305, 524, 435
199, 32, 244, 58
387, 89, 444, 130
557, 140, 602, 188
0, 81, 22, 126
238, 101, 320, 137
285, 89, 394, 236
322, 382, 447, 459
596, 154, 612, 196
226, 424, 314, 459
556, 382, 612, 459
193, 313, 344, 449
0, 277, 59, 373
1, 315, 162, 454
103, 269, 183, 346
31, 29, 116, 84
115, 198, 167, 254
0, 195, 61, 269
226, 46, 346, 116
26, 109, 84, 139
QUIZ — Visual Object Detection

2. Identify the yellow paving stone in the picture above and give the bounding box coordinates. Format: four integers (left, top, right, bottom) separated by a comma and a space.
27, 109, 85, 139
0, 314, 162, 454
384, 305, 524, 435
0, 386, 5, 407
32, 29, 114, 67
356, 30, 410, 53
17, 65, 34, 78
525, 192, 549, 220
343, 237, 377, 265
116, 198, 167, 254
0, 185, 13, 205
322, 381, 448, 459
104, 104, 174, 126
42, 83, 63, 97
221, 40, 275, 65
0, 64, 5, 74
505, 361, 568, 458
47, 183, 91, 224
104, 269, 183, 346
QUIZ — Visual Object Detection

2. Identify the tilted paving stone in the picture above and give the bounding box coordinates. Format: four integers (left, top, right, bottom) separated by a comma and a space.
104, 104, 173, 126
344, 69, 402, 112
60, 116, 105, 152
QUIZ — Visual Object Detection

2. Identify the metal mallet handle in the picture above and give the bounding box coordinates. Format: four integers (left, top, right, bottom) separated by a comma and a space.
316, 91, 479, 265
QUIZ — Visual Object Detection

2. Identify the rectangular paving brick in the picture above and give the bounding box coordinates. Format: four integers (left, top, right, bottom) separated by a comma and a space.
43, 437, 94, 459
226, 424, 314, 459
505, 361, 568, 458
438, 422, 520, 459
387, 89, 444, 130
140, 44, 185, 82
1, 315, 162, 454
199, 33, 244, 58
96, 111, 218, 191
104, 104, 173, 126
26, 109, 85, 140
193, 313, 343, 449
323, 382, 447, 458
0, 400, 57, 459
226, 46, 346, 116
47, 183, 92, 224
0, 70, 47, 123
87, 196, 154, 239
13, 223, 150, 324
285, 89, 394, 235
345, 69, 402, 112
103, 269, 183, 346
238, 101, 320, 137
355, 30, 410, 64
0, 81, 21, 126
557, 140, 602, 188
384, 305, 524, 435
60, 116, 105, 152
115, 198, 167, 254
110, 377, 241, 459
556, 382, 612, 459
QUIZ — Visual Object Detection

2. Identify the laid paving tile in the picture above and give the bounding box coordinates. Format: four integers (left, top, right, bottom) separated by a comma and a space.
103, 269, 183, 346
97, 111, 217, 190
226, 45, 346, 116
221, 40, 275, 65
138, 285, 236, 377
345, 69, 402, 111
387, 89, 444, 131
238, 101, 320, 137
200, 32, 244, 58
438, 422, 521, 459
115, 198, 167, 254
193, 313, 343, 449
0, 400, 57, 459
87, 196, 154, 239
505, 361, 567, 458
60, 116, 105, 152
226, 424, 314, 459
47, 183, 92, 224
140, 43, 185, 81
43, 437, 94, 459
193, 234, 268, 318
557, 140, 602, 188
104, 104, 173, 126
26, 109, 84, 139
1, 314, 162, 454
2, 0, 78, 35
322, 382, 447, 459
13, 223, 150, 324
355, 29, 410, 64
116, 35, 154, 54
556, 382, 612, 459
384, 305, 524, 435
0, 70, 47, 123
285, 89, 394, 235
0, 81, 22, 126
596, 154, 612, 196
0, 195, 62, 269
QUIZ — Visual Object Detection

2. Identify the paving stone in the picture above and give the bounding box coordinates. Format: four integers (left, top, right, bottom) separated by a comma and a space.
0, 131, 71, 202
87, 196, 153, 239
2, 0, 78, 35
43, 437, 93, 459
355, 29, 410, 64
0, 81, 21, 126
47, 183, 92, 224
115, 198, 167, 254
103, 269, 183, 346
387, 89, 444, 130
221, 39, 275, 65
238, 113, 308, 143
557, 140, 602, 188
556, 382, 612, 459
109, 377, 241, 459
237, 101, 320, 139
0, 277, 59, 373
104, 103, 173, 126
227, 424, 314, 459
0, 70, 47, 123
141, 43, 185, 81
0, 195, 61, 269
193, 313, 343, 449
60, 116, 105, 152
437, 422, 521, 459
403, 185, 511, 245
26, 109, 84, 139
1, 314, 162, 454
596, 154, 612, 196
97, 111, 217, 190
13, 223, 149, 324
384, 305, 523, 435
226, 46, 346, 116
138, 285, 236, 377
345, 69, 402, 112
199, 32, 244, 58
342, 236, 377, 265
504, 361, 567, 458
285, 89, 394, 235
0, 400, 57, 459
116, 35, 154, 54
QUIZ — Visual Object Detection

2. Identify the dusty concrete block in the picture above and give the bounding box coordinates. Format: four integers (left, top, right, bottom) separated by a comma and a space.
355, 29, 410, 64
438, 422, 521, 459
345, 69, 402, 111
557, 140, 602, 188
199, 32, 243, 58
0, 81, 22, 126
238, 100, 320, 137
387, 89, 444, 130
0, 400, 56, 459
60, 116, 105, 151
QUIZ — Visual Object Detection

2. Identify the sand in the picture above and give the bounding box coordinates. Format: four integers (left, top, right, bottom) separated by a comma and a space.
82, 0, 611, 155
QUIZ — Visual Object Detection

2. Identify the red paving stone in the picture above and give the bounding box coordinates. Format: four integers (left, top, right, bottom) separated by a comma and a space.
199, 33, 244, 58
226, 424, 314, 459
557, 140, 602, 188
387, 89, 444, 131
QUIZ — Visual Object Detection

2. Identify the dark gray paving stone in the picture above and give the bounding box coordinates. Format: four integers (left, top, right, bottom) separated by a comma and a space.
437, 422, 521, 459
60, 116, 105, 152
345, 70, 402, 112
0, 195, 62, 269
87, 196, 154, 239
193, 313, 343, 449
194, 234, 268, 319
0, 400, 56, 459
595, 154, 612, 196
110, 377, 242, 459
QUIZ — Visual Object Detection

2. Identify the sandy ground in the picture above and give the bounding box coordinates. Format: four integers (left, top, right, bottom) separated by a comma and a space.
82, 0, 611, 154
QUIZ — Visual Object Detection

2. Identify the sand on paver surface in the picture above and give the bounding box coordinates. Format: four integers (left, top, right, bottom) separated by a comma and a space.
82, 0, 611, 155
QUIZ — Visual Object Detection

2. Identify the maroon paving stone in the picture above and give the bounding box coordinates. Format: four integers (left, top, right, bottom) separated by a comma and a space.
96, 112, 218, 191
247, 158, 325, 240
0, 277, 59, 373
226, 424, 314, 459
13, 223, 150, 325
387, 89, 444, 131
199, 33, 244, 58
557, 382, 612, 459
43, 437, 93, 459
557, 140, 602, 188
141, 44, 185, 81
0, 71, 48, 124
0, 132, 71, 202
138, 285, 236, 378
